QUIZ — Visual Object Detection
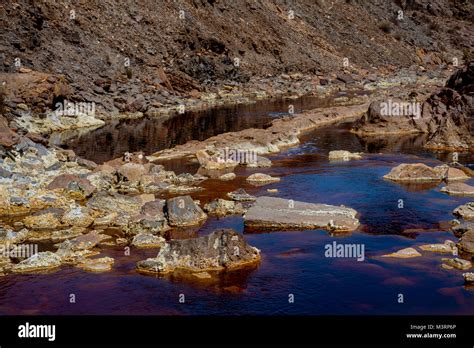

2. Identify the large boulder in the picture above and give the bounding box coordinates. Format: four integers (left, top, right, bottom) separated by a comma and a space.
383, 163, 442, 182
424, 61, 474, 150
453, 202, 474, 220
165, 195, 207, 227
124, 200, 170, 235
244, 196, 359, 232
352, 62, 474, 150
136, 229, 260, 274
352, 98, 427, 135
457, 229, 474, 256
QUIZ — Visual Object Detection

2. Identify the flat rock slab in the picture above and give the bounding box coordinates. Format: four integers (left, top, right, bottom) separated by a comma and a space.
441, 183, 474, 196
382, 247, 421, 258
244, 196, 359, 232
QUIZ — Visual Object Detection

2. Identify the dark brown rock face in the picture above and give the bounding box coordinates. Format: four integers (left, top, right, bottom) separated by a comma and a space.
136, 229, 260, 274
352, 62, 474, 150
352, 98, 427, 135
424, 61, 474, 150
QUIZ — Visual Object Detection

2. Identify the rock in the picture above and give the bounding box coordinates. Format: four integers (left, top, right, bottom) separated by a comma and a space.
441, 183, 474, 196
56, 230, 104, 251
196, 149, 238, 170
117, 162, 146, 183
219, 173, 236, 181
419, 240, 456, 253
24, 211, 61, 230
453, 202, 474, 220
441, 258, 472, 270
47, 174, 96, 199
463, 272, 474, 283
125, 200, 169, 235
246, 156, 272, 168
12, 251, 61, 273
328, 150, 362, 161
227, 188, 256, 202
452, 221, 474, 237
136, 229, 260, 274
0, 227, 29, 244
203, 199, 245, 216
246, 173, 280, 186
165, 196, 207, 227
87, 192, 144, 218
131, 233, 166, 248
93, 212, 118, 227
352, 99, 426, 136
457, 229, 474, 256
383, 163, 442, 182
0, 115, 19, 147
76, 157, 97, 170
86, 170, 114, 191
51, 227, 87, 242
423, 63, 474, 150
382, 247, 422, 258
444, 167, 470, 181
61, 205, 94, 227
244, 196, 360, 232
77, 257, 114, 272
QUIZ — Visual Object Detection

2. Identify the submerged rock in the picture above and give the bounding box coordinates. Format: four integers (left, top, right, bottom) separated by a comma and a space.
165, 195, 207, 227
227, 188, 256, 202
441, 182, 474, 196
419, 240, 456, 254
219, 172, 236, 181
441, 258, 472, 270
136, 229, 260, 274
244, 196, 359, 232
382, 247, 422, 258
246, 173, 280, 186
246, 156, 272, 168
203, 199, 245, 216
77, 257, 114, 272
453, 202, 474, 220
131, 233, 166, 248
12, 251, 61, 273
328, 150, 362, 161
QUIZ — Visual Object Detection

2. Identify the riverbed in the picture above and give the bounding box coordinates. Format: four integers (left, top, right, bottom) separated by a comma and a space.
1, 98, 473, 315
